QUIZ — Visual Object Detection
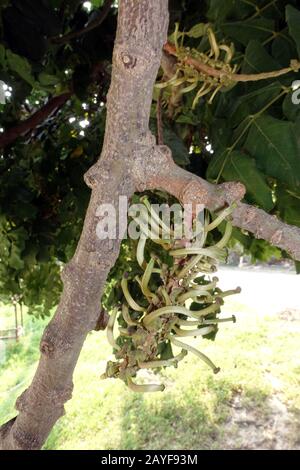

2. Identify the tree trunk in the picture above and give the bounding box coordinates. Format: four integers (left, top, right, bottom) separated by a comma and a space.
0, 0, 169, 450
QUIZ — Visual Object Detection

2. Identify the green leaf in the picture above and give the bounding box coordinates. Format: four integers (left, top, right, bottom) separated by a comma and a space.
230, 227, 252, 250
272, 35, 297, 67
91, 0, 105, 6
282, 92, 300, 121
185, 23, 207, 38
242, 40, 282, 75
286, 5, 300, 58
245, 115, 300, 189
176, 112, 200, 125
38, 72, 60, 87
207, 151, 274, 211
209, 118, 232, 152
222, 18, 275, 47
276, 186, 300, 227
8, 245, 24, 270
207, 0, 235, 22
159, 341, 174, 361
6, 50, 35, 87
0, 84, 5, 105
230, 82, 282, 128
249, 239, 281, 262
203, 326, 218, 341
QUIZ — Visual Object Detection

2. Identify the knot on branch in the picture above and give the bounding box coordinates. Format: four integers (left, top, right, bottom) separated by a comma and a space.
49, 386, 73, 407
84, 157, 116, 188
121, 52, 137, 69
84, 163, 103, 189
40, 322, 74, 358
115, 44, 158, 76
40, 340, 54, 357
115, 47, 138, 72
216, 181, 246, 206
15, 389, 28, 412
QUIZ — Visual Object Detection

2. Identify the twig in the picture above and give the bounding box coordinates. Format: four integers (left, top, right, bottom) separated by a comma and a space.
0, 92, 71, 149
51, 0, 114, 45
163, 42, 300, 83
0, 59, 108, 150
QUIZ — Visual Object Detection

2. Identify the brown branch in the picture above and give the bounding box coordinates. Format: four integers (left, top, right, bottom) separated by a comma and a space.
163, 42, 300, 82
0, 92, 71, 149
0, 58, 108, 150
133, 155, 300, 261
231, 203, 300, 261
51, 0, 114, 45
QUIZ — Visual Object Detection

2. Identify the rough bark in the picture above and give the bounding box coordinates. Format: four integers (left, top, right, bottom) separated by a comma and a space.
1, 0, 300, 451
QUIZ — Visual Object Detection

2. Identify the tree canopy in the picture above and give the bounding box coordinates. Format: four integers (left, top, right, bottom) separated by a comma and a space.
0, 0, 300, 317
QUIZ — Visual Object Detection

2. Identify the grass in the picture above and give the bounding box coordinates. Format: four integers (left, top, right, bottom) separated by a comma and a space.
0, 280, 300, 450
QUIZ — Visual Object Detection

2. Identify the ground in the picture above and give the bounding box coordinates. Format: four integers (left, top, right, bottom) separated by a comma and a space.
0, 266, 299, 450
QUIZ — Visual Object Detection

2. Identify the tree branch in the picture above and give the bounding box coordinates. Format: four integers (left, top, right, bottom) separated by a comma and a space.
136, 157, 300, 261
231, 203, 300, 261
0, 92, 71, 149
163, 42, 300, 82
51, 0, 114, 45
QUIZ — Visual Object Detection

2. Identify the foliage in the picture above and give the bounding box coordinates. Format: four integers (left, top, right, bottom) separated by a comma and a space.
0, 0, 113, 314
0, 0, 300, 315
159, 0, 300, 265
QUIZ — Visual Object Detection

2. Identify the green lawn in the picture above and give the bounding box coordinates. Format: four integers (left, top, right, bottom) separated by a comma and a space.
0, 279, 300, 450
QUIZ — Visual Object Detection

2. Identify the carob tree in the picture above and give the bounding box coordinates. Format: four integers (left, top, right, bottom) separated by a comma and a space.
0, 0, 300, 450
